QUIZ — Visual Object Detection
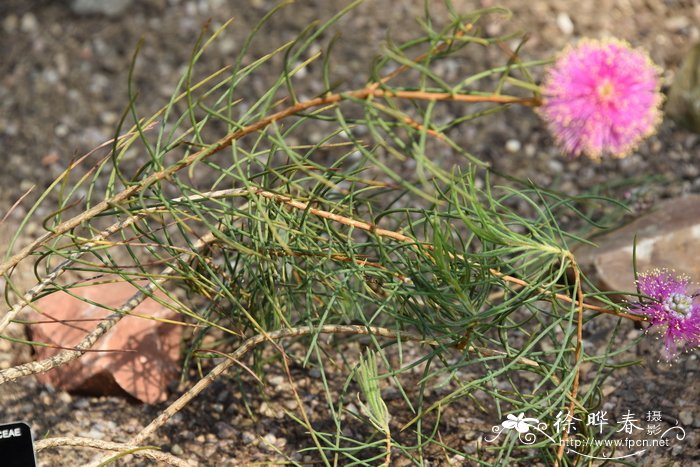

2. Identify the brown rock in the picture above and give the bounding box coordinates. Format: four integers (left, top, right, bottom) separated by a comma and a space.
575, 195, 700, 296
29, 281, 182, 403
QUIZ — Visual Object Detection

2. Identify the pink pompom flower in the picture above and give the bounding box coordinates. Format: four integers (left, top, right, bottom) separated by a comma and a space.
539, 38, 662, 160
630, 269, 700, 361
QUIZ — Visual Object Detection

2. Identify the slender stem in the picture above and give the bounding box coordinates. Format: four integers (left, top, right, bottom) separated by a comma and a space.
555, 255, 585, 465
0, 189, 256, 336
34, 437, 190, 467
108, 326, 428, 462
0, 213, 145, 336
279, 348, 331, 467
97, 324, 540, 466
0, 232, 217, 385
0, 88, 537, 280
486, 269, 643, 321
368, 20, 475, 89
384, 429, 392, 466
251, 187, 640, 322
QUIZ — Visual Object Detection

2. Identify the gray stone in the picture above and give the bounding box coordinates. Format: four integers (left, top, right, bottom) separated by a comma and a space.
203, 443, 218, 457
381, 386, 400, 401
74, 398, 90, 410
2, 15, 18, 33
505, 139, 521, 154
70, 0, 133, 17
214, 421, 236, 440
20, 13, 38, 33
171, 444, 184, 456
267, 375, 285, 387
57, 392, 72, 404
672, 443, 684, 456
679, 410, 693, 426
259, 401, 283, 419
81, 427, 105, 440
556, 13, 574, 35
261, 433, 278, 451
575, 195, 700, 296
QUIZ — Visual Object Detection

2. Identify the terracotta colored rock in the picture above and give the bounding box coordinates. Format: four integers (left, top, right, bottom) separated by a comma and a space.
29, 281, 182, 403
575, 195, 700, 296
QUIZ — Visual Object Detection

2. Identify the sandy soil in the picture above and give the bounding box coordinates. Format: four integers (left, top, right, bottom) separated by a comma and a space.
1, 0, 699, 465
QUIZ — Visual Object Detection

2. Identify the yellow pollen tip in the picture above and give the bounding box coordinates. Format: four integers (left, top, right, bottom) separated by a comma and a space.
597, 81, 615, 100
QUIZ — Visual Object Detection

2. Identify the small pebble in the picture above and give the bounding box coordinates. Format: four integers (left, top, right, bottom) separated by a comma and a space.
215, 422, 236, 440
557, 12, 574, 35
171, 444, 184, 456
55, 123, 70, 138
665, 16, 690, 32
100, 111, 119, 126
282, 399, 298, 410
268, 375, 285, 387
40, 391, 53, 405
382, 386, 400, 400
259, 401, 274, 418
83, 428, 105, 440
57, 392, 72, 404
219, 37, 237, 55
74, 398, 90, 409
505, 139, 521, 154
679, 410, 693, 426
524, 143, 536, 157
70, 0, 134, 17
261, 433, 278, 451
169, 413, 184, 425
2, 15, 18, 33
204, 443, 218, 457
548, 159, 563, 173
20, 13, 38, 33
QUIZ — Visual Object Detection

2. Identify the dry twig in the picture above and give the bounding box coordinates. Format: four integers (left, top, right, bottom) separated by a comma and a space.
0, 231, 217, 385
35, 437, 193, 467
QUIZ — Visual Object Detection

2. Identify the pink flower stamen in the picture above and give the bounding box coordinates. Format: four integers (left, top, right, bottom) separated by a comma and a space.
538, 38, 662, 160
630, 269, 700, 361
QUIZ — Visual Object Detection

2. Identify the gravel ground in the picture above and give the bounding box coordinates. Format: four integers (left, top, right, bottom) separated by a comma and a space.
1, 0, 699, 465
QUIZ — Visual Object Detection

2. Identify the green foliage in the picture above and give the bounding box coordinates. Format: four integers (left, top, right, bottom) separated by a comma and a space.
3, 2, 640, 465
